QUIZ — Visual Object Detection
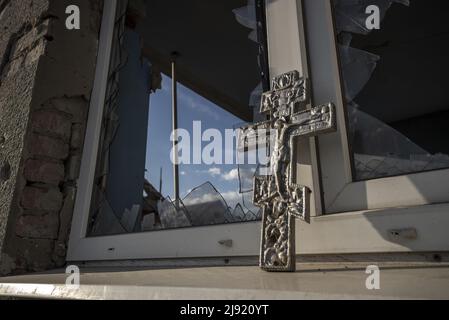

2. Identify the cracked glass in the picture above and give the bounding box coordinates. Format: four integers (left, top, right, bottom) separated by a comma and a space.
87, 0, 267, 236
332, 0, 449, 181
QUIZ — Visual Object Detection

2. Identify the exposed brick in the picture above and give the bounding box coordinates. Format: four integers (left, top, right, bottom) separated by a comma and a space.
21, 186, 63, 212
0, 253, 16, 276
32, 110, 71, 141
54, 241, 66, 258
14, 238, 55, 272
57, 187, 76, 244
16, 212, 59, 240
24, 159, 64, 185
0, 0, 103, 276
29, 134, 69, 160
49, 97, 88, 124
70, 123, 84, 150
66, 153, 81, 181
21, 209, 48, 217
52, 241, 67, 268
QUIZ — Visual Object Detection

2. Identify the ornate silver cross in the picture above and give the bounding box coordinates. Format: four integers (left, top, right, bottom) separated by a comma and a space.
239, 70, 337, 272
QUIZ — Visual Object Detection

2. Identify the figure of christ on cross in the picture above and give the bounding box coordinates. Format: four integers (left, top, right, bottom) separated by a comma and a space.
271, 119, 290, 202
240, 70, 337, 272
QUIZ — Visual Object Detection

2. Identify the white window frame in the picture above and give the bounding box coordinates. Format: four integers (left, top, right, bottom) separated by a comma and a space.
68, 0, 449, 263
292, 0, 449, 254
302, 0, 449, 215
68, 0, 266, 262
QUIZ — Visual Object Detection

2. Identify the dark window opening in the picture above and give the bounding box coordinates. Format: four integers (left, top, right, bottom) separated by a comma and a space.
332, 0, 449, 181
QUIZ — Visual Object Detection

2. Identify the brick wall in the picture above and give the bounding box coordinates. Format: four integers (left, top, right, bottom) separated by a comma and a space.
0, 0, 103, 275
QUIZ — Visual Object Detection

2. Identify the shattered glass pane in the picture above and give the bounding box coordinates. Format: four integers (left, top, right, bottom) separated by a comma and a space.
229, 203, 246, 223
242, 191, 262, 220
332, 0, 449, 180
182, 183, 228, 227
238, 163, 258, 194
334, 0, 410, 35
236, 126, 270, 194
90, 187, 126, 237
158, 197, 191, 229
87, 0, 267, 236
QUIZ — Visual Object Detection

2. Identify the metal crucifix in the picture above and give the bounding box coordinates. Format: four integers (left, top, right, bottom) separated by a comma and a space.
239, 71, 337, 272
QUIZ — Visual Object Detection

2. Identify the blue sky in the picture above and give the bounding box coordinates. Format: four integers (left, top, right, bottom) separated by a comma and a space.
145, 74, 248, 210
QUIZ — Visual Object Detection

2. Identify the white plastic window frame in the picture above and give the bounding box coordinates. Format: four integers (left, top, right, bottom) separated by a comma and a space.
293, 0, 449, 255
67, 0, 449, 263
303, 0, 449, 215
67, 0, 267, 262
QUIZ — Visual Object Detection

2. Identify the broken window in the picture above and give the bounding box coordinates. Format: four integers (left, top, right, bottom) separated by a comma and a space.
87, 0, 268, 236
332, 0, 449, 180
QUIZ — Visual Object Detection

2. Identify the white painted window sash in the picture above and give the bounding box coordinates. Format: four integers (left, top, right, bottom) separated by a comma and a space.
68, 0, 449, 263
302, 0, 449, 214
68, 0, 266, 262
291, 0, 449, 254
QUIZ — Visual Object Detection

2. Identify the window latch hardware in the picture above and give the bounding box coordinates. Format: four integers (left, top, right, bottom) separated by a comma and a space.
218, 240, 233, 248
388, 228, 418, 241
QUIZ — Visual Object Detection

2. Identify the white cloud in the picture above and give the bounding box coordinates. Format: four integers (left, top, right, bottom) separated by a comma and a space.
221, 190, 241, 202
208, 167, 222, 176
203, 167, 240, 181
185, 190, 241, 208
184, 193, 216, 205
222, 169, 239, 181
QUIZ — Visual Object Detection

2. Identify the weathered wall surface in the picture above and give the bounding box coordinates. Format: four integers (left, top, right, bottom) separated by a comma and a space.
0, 0, 103, 275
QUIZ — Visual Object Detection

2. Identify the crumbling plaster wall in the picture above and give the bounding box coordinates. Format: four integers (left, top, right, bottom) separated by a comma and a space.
0, 0, 103, 275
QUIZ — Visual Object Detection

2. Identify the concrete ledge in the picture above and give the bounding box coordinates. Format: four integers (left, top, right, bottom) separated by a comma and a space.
1, 263, 449, 300
0, 283, 397, 300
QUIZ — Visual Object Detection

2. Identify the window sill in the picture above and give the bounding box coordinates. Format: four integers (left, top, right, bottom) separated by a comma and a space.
1, 262, 449, 300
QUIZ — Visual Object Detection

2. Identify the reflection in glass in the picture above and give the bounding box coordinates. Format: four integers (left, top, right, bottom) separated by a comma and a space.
88, 0, 267, 236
